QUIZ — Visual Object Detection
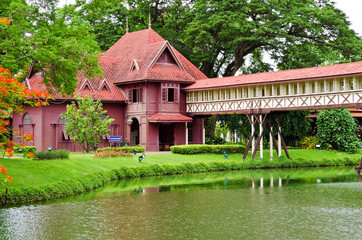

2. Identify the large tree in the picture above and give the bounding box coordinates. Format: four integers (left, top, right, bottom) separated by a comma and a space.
73, 0, 361, 77
61, 95, 114, 153
0, 0, 102, 95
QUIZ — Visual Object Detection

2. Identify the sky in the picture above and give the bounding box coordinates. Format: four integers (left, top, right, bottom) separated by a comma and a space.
333, 0, 362, 36
59, 0, 362, 36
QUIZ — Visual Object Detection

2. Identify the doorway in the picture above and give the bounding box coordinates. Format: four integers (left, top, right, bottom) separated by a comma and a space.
130, 118, 139, 146
159, 123, 174, 151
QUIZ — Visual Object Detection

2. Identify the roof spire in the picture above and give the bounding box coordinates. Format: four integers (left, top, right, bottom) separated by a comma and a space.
126, 17, 129, 34
148, 7, 151, 29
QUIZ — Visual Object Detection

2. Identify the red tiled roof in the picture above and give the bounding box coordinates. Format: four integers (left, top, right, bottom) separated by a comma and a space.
148, 113, 192, 122
27, 56, 126, 102
185, 61, 362, 90
103, 29, 207, 84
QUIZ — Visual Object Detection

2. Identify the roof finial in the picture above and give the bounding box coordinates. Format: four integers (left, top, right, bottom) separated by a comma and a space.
148, 7, 151, 29
126, 17, 129, 34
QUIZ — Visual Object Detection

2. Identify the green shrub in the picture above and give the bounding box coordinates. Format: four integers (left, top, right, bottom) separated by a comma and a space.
97, 146, 145, 154
317, 109, 360, 153
95, 150, 132, 158
298, 136, 318, 149
22, 146, 36, 158
170, 144, 246, 154
35, 150, 70, 160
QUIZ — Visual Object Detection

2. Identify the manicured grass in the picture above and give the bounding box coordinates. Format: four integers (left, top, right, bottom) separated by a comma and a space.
1, 149, 360, 189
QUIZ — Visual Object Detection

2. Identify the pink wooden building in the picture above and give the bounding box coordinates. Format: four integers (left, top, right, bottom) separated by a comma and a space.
13, 29, 207, 152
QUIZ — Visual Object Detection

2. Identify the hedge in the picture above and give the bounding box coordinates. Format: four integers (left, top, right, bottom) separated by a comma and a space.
35, 150, 70, 160
0, 155, 358, 206
170, 144, 246, 154
97, 146, 145, 153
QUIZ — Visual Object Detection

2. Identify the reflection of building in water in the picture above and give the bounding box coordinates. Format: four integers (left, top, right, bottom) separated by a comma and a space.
249, 175, 288, 188
143, 186, 160, 193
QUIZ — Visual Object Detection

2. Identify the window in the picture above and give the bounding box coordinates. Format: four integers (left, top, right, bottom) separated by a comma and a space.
128, 88, 143, 103
162, 84, 178, 103
59, 117, 68, 124
23, 114, 31, 124
168, 88, 175, 102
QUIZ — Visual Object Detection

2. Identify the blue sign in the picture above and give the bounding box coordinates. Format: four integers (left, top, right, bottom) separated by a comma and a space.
109, 136, 122, 142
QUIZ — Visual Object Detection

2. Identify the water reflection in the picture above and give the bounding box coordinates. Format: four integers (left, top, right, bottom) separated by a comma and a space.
0, 167, 361, 239
95, 167, 360, 199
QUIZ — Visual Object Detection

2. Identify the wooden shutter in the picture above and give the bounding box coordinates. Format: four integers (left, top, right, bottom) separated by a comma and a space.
174, 88, 178, 102
162, 88, 166, 101
128, 90, 132, 102
139, 88, 143, 103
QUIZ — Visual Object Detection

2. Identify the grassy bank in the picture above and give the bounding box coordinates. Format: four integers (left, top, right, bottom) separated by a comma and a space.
0, 149, 360, 206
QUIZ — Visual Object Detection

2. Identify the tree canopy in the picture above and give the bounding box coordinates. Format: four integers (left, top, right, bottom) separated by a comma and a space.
61, 95, 114, 153
0, 0, 102, 95
70, 0, 361, 78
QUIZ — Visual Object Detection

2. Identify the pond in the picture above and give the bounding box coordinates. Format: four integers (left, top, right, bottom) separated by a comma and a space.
0, 167, 361, 239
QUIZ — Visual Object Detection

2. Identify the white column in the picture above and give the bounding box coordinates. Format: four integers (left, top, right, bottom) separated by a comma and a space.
259, 115, 263, 159
278, 177, 282, 187
251, 115, 255, 154
270, 174, 274, 187
343, 77, 349, 90
324, 79, 329, 92
270, 127, 273, 160
333, 78, 339, 91
185, 122, 188, 145
278, 126, 282, 157
353, 76, 358, 90
315, 80, 320, 93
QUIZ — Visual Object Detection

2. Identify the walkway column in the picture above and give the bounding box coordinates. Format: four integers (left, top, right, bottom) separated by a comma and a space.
185, 122, 188, 145
278, 126, 282, 157
251, 115, 255, 154
270, 127, 273, 160
259, 115, 263, 159
202, 118, 205, 144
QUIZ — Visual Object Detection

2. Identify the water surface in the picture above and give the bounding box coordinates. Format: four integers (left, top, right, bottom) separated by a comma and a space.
0, 167, 361, 239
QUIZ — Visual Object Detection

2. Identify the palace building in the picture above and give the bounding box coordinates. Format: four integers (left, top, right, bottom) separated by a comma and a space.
13, 28, 207, 152
12, 28, 362, 152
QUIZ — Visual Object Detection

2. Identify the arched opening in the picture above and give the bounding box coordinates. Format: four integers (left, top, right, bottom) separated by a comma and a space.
23, 113, 32, 124
130, 118, 139, 146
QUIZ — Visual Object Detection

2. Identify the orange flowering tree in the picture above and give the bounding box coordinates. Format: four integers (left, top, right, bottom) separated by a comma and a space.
0, 50, 52, 189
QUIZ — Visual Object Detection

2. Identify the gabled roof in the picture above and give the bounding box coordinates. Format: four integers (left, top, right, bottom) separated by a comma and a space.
185, 61, 362, 91
103, 29, 207, 84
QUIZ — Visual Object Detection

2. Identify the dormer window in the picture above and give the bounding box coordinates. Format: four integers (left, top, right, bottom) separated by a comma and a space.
130, 59, 140, 71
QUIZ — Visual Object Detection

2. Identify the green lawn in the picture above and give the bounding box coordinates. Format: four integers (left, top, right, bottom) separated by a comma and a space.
0, 149, 360, 188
